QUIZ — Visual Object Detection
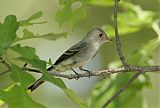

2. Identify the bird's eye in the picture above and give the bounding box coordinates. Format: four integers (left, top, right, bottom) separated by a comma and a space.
99, 33, 103, 37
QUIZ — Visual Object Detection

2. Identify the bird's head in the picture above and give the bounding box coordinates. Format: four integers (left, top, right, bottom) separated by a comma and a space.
84, 27, 113, 45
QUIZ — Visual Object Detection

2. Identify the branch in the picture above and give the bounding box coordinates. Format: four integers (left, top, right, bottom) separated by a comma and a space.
101, 72, 143, 108
1, 62, 159, 78
0, 69, 10, 76
25, 66, 160, 79
0, 57, 11, 76
2, 64, 159, 79
114, 0, 129, 66
0, 57, 11, 69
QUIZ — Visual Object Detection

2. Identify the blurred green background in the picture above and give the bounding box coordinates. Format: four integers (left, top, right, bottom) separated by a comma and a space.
0, 0, 159, 108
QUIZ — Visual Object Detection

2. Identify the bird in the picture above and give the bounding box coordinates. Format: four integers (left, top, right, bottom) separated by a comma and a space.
28, 27, 113, 91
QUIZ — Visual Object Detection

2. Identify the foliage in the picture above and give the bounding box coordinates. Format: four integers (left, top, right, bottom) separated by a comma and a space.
0, 12, 87, 108
0, 0, 160, 108
55, 0, 87, 28
0, 15, 19, 55
0, 64, 45, 108
19, 11, 46, 26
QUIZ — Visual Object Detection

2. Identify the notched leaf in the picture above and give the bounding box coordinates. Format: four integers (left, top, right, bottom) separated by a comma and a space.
55, 5, 72, 26
10, 44, 39, 60
19, 11, 46, 26
68, 6, 87, 28
10, 64, 35, 88
55, 0, 87, 28
26, 11, 43, 21
15, 29, 68, 42
0, 15, 19, 55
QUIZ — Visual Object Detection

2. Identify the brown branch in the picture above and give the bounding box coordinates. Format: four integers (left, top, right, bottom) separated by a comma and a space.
1, 63, 160, 79
24, 66, 160, 79
101, 72, 144, 108
114, 0, 129, 67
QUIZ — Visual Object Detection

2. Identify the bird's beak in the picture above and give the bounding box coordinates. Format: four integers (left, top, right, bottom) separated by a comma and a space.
104, 33, 113, 43
108, 38, 113, 43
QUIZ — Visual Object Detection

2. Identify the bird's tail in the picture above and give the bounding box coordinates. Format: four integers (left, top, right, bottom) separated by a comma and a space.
28, 66, 54, 92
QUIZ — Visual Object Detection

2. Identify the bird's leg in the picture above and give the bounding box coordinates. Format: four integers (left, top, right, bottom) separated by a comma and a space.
71, 68, 81, 79
79, 66, 92, 78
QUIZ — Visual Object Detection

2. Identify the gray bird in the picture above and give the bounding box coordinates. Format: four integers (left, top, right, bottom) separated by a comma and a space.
28, 27, 113, 91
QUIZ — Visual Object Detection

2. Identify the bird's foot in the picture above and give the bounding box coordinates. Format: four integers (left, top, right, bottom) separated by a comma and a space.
79, 66, 92, 78
71, 68, 81, 79
74, 72, 81, 80
85, 70, 92, 78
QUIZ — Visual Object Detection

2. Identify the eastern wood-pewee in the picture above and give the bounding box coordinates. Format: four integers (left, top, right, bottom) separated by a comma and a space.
28, 27, 113, 91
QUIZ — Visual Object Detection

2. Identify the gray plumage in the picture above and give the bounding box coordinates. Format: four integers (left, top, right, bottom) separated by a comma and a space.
28, 27, 112, 91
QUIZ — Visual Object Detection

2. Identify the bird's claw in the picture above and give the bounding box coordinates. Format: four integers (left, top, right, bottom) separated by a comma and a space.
75, 73, 81, 80
86, 71, 92, 78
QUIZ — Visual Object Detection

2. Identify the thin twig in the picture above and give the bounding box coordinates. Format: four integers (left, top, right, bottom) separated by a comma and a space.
0, 58, 11, 76
0, 58, 11, 69
23, 68, 41, 73
0, 69, 10, 76
101, 72, 143, 108
114, 0, 129, 66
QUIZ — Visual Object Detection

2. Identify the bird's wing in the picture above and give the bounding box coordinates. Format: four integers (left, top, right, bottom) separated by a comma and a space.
54, 42, 88, 65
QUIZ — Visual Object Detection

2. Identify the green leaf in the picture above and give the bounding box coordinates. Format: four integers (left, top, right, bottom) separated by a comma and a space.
68, 7, 87, 28
16, 29, 36, 41
19, 11, 46, 26
0, 85, 46, 108
10, 64, 35, 88
63, 89, 88, 108
10, 44, 39, 60
10, 44, 87, 108
55, 4, 72, 26
15, 29, 68, 42
55, 0, 87, 27
59, 0, 76, 5
0, 15, 19, 55
26, 11, 43, 21
87, 0, 113, 7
